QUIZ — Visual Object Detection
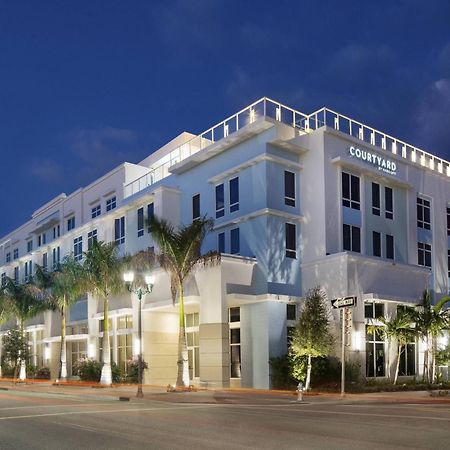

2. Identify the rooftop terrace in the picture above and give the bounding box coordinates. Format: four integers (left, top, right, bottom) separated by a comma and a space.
124, 97, 450, 199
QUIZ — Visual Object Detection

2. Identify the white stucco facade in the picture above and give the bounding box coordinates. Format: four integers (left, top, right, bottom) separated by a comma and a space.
0, 97, 449, 387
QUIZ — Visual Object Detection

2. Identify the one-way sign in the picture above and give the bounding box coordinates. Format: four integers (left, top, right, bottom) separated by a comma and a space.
331, 296, 357, 309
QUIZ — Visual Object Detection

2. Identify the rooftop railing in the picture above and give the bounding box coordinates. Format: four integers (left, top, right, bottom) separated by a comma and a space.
124, 98, 450, 199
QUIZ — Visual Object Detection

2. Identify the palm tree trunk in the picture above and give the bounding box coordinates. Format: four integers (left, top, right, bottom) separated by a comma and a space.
431, 336, 436, 383
59, 300, 67, 380
100, 297, 112, 385
305, 354, 312, 391
176, 286, 189, 388
423, 335, 429, 383
18, 320, 26, 381
394, 344, 401, 385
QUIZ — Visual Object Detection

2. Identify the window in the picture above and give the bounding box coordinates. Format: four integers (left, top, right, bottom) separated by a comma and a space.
284, 171, 296, 207
372, 231, 381, 257
447, 207, 450, 236
343, 224, 361, 253
285, 223, 296, 258
386, 234, 394, 260
448, 250, 450, 278
24, 261, 32, 282
91, 204, 101, 219
287, 304, 296, 321
192, 194, 200, 220
418, 242, 432, 268
186, 313, 200, 379
6, 252, 11, 263
218, 232, 225, 253
342, 172, 360, 210
53, 225, 60, 239
230, 228, 240, 254
215, 184, 225, 218
74, 236, 83, 261
137, 207, 144, 237
117, 315, 133, 329
14, 266, 19, 284
1, 272, 6, 287
106, 196, 116, 211
372, 182, 380, 216
385, 187, 393, 219
115, 216, 125, 245
88, 230, 97, 250
147, 203, 154, 233
417, 197, 431, 229
13, 248, 19, 260
365, 302, 385, 319
52, 247, 60, 269
117, 334, 133, 375
67, 217, 75, 231
229, 308, 241, 378
70, 341, 87, 377
399, 342, 416, 376
27, 240, 33, 253
366, 324, 385, 377
42, 253, 48, 271
229, 177, 239, 213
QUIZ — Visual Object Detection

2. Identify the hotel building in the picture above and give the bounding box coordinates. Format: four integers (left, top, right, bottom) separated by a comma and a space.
0, 97, 449, 388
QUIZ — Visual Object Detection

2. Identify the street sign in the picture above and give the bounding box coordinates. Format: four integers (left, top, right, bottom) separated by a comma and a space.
331, 296, 357, 309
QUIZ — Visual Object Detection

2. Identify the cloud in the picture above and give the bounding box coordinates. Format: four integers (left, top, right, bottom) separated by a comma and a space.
28, 159, 64, 183
414, 78, 450, 155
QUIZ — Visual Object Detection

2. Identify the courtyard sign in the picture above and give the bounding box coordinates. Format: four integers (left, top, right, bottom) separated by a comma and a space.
349, 145, 397, 176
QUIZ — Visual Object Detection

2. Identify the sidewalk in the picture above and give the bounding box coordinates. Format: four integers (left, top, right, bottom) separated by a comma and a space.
1, 378, 449, 405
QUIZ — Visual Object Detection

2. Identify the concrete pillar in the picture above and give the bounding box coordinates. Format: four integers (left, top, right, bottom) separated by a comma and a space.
196, 265, 230, 388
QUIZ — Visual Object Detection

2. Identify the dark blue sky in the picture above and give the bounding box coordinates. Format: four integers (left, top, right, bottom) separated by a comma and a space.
1, 0, 449, 237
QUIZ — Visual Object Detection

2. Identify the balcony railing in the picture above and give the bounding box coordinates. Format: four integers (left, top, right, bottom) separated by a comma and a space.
124, 98, 450, 199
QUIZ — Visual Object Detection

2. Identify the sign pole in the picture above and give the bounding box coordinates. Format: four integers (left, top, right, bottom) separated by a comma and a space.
341, 307, 346, 397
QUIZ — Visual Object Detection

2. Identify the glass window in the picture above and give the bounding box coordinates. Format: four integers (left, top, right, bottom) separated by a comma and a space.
386, 234, 394, 260
342, 172, 360, 210
115, 217, 125, 245
417, 197, 431, 229
91, 204, 101, 219
372, 182, 380, 216
117, 315, 133, 329
448, 250, 450, 278
106, 196, 116, 211
230, 228, 240, 254
192, 194, 200, 220
343, 224, 361, 253
286, 304, 296, 321
13, 248, 19, 260
373, 231, 381, 257
399, 343, 416, 376
365, 302, 385, 319
284, 171, 296, 207
218, 232, 225, 253
230, 328, 241, 378
52, 246, 61, 269
42, 253, 48, 271
285, 223, 296, 258
53, 225, 60, 239
1, 273, 6, 287
137, 207, 144, 237
186, 313, 199, 328
366, 325, 385, 377
74, 237, 83, 261
117, 334, 133, 374
14, 266, 19, 284
6, 252, 11, 263
27, 240, 33, 253
215, 184, 225, 218
385, 187, 393, 219
147, 203, 154, 233
418, 242, 432, 268
229, 307, 240, 323
447, 207, 450, 236
229, 177, 239, 213
67, 217, 75, 231
87, 230, 97, 251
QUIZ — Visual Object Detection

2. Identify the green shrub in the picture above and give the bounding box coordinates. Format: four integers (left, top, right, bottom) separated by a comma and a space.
269, 355, 297, 389
73, 358, 124, 383
1, 362, 15, 378
125, 359, 148, 383
36, 367, 51, 379
111, 362, 123, 383
26, 364, 38, 378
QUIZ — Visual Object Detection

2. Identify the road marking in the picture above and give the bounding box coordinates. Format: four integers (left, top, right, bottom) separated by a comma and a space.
0, 403, 113, 411
0, 404, 216, 421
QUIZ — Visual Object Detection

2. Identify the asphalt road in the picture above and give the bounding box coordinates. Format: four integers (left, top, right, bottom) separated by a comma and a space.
0, 388, 449, 450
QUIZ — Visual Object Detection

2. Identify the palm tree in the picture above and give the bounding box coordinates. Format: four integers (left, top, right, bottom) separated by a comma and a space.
368, 311, 416, 384
83, 240, 124, 385
148, 215, 218, 388
33, 255, 85, 381
0, 278, 49, 380
413, 291, 450, 383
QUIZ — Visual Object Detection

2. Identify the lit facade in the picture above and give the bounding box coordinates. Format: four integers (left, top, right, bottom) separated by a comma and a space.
0, 98, 449, 387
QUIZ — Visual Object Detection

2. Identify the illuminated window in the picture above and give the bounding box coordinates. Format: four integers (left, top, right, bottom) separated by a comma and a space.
366, 325, 385, 377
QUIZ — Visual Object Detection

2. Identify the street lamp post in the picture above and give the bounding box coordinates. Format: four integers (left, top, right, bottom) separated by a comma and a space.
123, 271, 155, 398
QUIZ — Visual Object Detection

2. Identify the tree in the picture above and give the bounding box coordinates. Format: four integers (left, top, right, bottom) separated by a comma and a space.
0, 278, 49, 380
1, 327, 29, 378
83, 240, 125, 385
368, 311, 416, 384
148, 215, 218, 388
289, 287, 334, 390
33, 255, 85, 381
413, 291, 450, 383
